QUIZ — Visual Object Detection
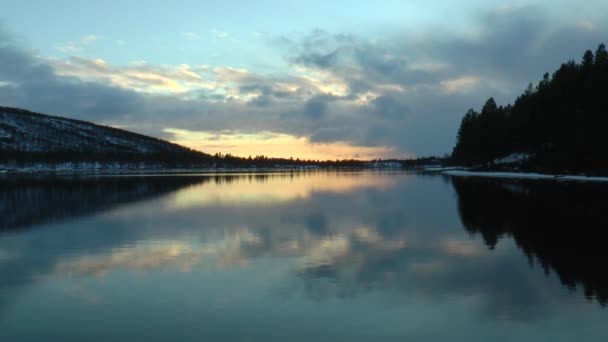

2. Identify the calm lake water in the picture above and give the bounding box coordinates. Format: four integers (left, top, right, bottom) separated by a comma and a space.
0, 171, 606, 341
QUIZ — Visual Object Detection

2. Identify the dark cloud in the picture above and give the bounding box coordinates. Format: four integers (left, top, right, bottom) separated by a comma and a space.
368, 95, 408, 120
294, 49, 340, 69
303, 98, 327, 120
303, 94, 340, 120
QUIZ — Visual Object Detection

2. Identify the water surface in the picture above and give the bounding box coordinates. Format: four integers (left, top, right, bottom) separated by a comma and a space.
0, 171, 606, 341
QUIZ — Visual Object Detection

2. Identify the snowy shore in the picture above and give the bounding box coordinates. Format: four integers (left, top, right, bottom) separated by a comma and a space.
444, 170, 608, 183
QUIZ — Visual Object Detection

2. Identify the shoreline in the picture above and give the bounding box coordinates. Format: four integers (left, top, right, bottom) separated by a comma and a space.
443, 170, 608, 183
0, 166, 407, 176
6, 165, 608, 183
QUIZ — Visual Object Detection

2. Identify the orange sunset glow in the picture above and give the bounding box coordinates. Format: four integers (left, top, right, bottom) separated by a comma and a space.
165, 128, 406, 160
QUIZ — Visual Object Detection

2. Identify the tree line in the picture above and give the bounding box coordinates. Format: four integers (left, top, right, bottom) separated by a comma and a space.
1, 150, 411, 169
451, 43, 608, 174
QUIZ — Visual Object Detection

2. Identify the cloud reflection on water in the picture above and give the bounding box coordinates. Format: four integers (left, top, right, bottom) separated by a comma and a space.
168, 171, 400, 208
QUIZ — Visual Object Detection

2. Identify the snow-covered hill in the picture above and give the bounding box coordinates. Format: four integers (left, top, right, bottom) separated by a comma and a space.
0, 106, 200, 155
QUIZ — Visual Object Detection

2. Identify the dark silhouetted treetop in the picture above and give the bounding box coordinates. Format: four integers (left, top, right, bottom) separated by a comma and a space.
583, 50, 594, 68
595, 43, 608, 65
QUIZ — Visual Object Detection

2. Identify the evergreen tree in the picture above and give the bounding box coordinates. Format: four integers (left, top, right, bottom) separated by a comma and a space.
595, 43, 608, 65
583, 50, 594, 68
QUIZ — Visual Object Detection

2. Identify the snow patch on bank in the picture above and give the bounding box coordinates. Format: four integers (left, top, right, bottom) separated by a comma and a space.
422, 166, 465, 172
494, 153, 530, 165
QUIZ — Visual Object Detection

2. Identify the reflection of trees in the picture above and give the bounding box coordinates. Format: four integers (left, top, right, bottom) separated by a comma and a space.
452, 177, 608, 305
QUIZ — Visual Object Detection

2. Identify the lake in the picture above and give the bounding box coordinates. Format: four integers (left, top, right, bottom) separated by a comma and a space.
0, 171, 606, 341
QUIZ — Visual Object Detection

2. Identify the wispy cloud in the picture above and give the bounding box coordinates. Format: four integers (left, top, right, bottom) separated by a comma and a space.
49, 57, 215, 93
577, 20, 595, 32
181, 31, 201, 40
440, 76, 480, 94
55, 34, 102, 54
211, 29, 230, 39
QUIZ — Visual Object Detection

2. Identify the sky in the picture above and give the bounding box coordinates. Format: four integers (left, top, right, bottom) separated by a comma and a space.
1, 0, 607, 159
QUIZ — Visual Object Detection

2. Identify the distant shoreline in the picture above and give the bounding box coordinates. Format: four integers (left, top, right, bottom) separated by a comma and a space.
0, 165, 408, 176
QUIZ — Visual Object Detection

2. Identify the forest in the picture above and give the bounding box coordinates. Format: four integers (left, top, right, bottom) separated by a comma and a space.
451, 44, 608, 174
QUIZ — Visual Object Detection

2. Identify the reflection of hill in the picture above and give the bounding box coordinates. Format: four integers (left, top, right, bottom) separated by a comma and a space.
452, 177, 608, 305
0, 171, 395, 232
0, 175, 210, 232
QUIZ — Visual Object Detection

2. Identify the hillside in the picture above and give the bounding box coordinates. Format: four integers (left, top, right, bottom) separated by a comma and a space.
0, 106, 214, 168
0, 106, 204, 154
451, 43, 608, 174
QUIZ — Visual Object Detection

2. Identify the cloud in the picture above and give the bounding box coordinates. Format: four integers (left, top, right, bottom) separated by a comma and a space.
181, 31, 201, 40
49, 57, 208, 93
577, 20, 595, 32
54, 242, 203, 277
302, 95, 331, 120
55, 34, 102, 53
440, 76, 480, 94
368, 95, 409, 120
211, 29, 230, 39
